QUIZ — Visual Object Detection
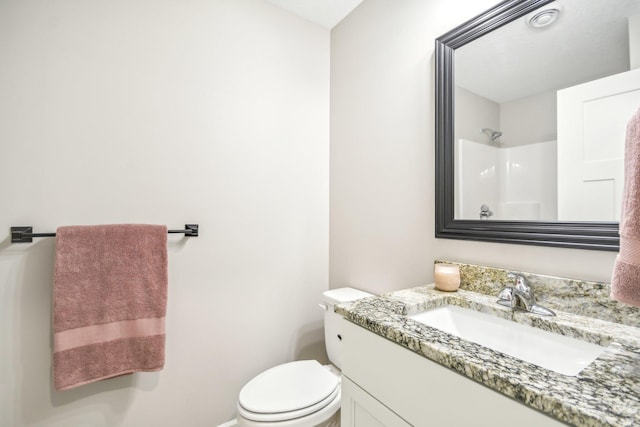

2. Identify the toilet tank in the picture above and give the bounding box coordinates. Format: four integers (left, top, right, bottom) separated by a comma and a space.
321, 287, 373, 370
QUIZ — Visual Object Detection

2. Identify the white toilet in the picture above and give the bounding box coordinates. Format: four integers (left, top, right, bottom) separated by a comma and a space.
236, 287, 373, 427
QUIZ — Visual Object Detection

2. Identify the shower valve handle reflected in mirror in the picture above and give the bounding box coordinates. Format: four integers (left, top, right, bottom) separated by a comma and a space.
480, 204, 493, 220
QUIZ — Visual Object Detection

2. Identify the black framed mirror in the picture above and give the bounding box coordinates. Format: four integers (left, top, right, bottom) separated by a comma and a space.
435, 0, 622, 251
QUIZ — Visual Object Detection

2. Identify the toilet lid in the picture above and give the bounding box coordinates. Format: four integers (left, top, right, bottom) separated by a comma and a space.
238, 360, 339, 416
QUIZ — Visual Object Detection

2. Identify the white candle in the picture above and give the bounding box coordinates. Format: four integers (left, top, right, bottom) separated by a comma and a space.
434, 264, 460, 292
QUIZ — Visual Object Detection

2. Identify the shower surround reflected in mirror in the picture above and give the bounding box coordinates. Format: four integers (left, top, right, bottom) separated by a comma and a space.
456, 137, 557, 220
434, 0, 640, 250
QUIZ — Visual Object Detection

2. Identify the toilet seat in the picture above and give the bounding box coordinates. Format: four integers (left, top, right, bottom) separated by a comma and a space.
237, 391, 340, 427
238, 360, 340, 423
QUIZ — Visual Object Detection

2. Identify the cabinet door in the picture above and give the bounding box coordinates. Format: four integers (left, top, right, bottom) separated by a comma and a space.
341, 377, 411, 427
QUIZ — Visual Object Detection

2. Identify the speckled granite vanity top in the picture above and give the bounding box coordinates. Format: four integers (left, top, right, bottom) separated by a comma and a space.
337, 262, 640, 427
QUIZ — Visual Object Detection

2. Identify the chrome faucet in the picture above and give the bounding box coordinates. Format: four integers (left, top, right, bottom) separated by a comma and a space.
497, 273, 555, 316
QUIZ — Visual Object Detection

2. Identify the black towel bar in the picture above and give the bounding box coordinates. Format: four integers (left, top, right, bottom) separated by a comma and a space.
10, 224, 199, 243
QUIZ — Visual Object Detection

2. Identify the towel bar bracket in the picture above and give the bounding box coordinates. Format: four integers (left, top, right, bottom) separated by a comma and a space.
10, 224, 199, 243
12, 226, 36, 243
169, 224, 199, 237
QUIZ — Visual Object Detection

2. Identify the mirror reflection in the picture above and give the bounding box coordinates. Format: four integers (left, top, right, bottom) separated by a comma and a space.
454, 0, 640, 221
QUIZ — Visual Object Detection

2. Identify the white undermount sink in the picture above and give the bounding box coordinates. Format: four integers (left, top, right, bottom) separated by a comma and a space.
409, 305, 608, 376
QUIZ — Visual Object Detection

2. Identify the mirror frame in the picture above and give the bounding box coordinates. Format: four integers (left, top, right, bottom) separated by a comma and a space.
435, 0, 620, 251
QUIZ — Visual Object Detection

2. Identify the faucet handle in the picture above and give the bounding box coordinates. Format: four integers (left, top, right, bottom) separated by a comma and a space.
508, 272, 526, 287
508, 273, 535, 301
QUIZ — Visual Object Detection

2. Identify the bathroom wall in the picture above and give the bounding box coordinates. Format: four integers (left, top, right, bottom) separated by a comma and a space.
330, 0, 617, 296
0, 1, 329, 426
456, 82, 556, 148
630, 15, 640, 69
500, 90, 557, 147
454, 86, 500, 144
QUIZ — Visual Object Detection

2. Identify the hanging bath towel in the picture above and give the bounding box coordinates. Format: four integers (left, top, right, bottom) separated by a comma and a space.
53, 224, 168, 390
611, 107, 640, 307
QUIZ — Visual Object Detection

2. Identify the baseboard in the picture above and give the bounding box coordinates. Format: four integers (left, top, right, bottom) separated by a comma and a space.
216, 419, 238, 427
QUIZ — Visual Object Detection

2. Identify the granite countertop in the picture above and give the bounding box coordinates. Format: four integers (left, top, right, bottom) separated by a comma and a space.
337, 284, 640, 427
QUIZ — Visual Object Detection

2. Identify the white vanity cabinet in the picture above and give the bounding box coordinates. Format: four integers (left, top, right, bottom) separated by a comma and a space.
340, 320, 565, 427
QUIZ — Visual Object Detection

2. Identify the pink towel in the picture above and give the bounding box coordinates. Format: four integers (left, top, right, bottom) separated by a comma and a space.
53, 224, 168, 390
611, 107, 640, 307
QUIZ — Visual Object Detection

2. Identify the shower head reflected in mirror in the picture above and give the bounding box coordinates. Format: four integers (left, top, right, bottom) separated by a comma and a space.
481, 128, 503, 142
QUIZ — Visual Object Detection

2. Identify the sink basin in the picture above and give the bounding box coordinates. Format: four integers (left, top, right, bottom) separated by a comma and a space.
409, 305, 607, 376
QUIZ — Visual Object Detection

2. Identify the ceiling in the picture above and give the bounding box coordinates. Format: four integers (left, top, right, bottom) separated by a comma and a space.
455, 0, 640, 104
265, 0, 640, 103
264, 0, 363, 29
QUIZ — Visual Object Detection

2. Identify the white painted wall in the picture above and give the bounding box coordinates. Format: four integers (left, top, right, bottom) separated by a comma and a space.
0, 1, 329, 426
630, 15, 640, 69
456, 85, 556, 148
0, 0, 623, 425
330, 0, 617, 297
454, 86, 500, 144
500, 90, 557, 147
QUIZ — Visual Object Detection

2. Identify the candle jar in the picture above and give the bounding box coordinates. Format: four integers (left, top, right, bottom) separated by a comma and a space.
434, 264, 460, 292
